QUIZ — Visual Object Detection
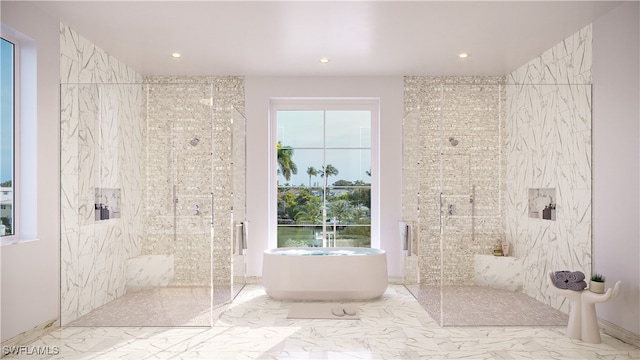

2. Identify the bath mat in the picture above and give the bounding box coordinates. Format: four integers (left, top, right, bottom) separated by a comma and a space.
287, 303, 360, 320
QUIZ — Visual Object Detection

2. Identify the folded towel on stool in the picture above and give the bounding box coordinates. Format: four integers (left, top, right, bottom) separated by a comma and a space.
567, 280, 587, 291
554, 271, 570, 282
566, 271, 585, 283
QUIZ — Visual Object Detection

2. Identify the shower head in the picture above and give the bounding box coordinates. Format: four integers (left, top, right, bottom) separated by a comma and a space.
449, 137, 459, 146
189, 136, 200, 146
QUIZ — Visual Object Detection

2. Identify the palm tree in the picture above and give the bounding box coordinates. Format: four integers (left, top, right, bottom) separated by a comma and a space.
328, 199, 351, 224
350, 206, 370, 224
277, 141, 297, 182
319, 164, 339, 187
306, 166, 318, 187
294, 200, 323, 224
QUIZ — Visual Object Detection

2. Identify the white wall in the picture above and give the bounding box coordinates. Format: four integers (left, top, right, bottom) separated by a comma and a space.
245, 76, 404, 277
0, 2, 60, 342
592, 1, 640, 335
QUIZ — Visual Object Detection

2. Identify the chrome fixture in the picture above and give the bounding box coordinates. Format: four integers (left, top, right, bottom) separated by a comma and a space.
193, 204, 200, 215
189, 136, 200, 146
449, 137, 459, 146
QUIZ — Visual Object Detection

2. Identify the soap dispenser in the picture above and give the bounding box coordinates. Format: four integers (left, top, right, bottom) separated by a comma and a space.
100, 204, 110, 220
542, 205, 551, 220
96, 203, 110, 220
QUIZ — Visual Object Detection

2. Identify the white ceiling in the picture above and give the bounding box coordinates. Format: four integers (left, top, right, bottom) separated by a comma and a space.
27, 1, 622, 77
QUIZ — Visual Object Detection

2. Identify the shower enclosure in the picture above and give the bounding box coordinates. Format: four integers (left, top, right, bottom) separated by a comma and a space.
402, 79, 592, 326
231, 107, 247, 300
60, 81, 246, 327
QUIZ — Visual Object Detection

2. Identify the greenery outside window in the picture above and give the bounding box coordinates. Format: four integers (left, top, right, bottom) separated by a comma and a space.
271, 99, 378, 248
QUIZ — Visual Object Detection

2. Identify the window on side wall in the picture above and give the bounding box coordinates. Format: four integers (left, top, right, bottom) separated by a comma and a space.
1, 37, 16, 237
271, 99, 379, 249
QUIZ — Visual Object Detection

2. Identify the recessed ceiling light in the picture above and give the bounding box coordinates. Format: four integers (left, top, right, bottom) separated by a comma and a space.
172, 53, 182, 59
320, 58, 330, 64
458, 53, 469, 59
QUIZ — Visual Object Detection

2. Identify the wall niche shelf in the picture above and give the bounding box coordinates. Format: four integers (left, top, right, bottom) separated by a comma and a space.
528, 188, 556, 220
95, 187, 121, 221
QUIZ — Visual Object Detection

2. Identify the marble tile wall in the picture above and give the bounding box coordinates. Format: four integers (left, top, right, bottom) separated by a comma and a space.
473, 254, 523, 291
125, 254, 174, 291
505, 25, 593, 312
60, 24, 246, 321
60, 24, 145, 324
143, 76, 244, 299
403, 77, 506, 286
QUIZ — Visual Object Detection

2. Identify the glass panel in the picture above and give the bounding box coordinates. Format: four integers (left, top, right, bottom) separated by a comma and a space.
440, 83, 502, 326
276, 110, 324, 148
277, 224, 323, 248
325, 149, 371, 184
277, 149, 323, 187
333, 225, 371, 247
326, 186, 371, 225
401, 109, 420, 289
325, 110, 371, 148
277, 185, 323, 225
1, 38, 14, 237
231, 107, 246, 299
275, 105, 373, 249
403, 82, 590, 328
401, 105, 442, 326
60, 83, 215, 327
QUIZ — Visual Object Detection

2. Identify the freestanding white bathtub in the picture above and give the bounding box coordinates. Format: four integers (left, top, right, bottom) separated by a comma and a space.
262, 247, 388, 300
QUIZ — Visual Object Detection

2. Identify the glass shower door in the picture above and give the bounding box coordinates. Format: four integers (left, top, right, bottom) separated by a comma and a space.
401, 110, 420, 288
231, 107, 247, 299
403, 80, 589, 327
60, 82, 215, 327
402, 102, 444, 325
439, 83, 504, 326
145, 83, 215, 326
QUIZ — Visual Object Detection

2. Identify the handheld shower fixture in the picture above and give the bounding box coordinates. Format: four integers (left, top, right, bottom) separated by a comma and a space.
189, 136, 200, 146
449, 137, 459, 146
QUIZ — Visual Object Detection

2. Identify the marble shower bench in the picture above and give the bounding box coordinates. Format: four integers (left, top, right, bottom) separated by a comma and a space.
473, 254, 523, 291
125, 254, 174, 291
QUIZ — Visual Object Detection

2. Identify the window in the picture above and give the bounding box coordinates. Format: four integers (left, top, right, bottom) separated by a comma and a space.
271, 99, 379, 248
1, 37, 15, 237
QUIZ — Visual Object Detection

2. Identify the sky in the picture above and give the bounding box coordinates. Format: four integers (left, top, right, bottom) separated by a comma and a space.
277, 110, 371, 187
0, 38, 14, 184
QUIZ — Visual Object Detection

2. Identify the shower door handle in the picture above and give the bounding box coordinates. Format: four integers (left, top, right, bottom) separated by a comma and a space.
234, 221, 248, 255
406, 223, 412, 256
241, 221, 248, 252
234, 222, 242, 255
400, 221, 411, 256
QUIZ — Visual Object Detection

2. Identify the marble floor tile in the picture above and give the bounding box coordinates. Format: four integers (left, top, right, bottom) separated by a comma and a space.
2, 285, 638, 360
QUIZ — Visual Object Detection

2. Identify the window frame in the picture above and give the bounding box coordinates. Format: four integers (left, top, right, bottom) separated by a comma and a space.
269, 98, 380, 249
0, 35, 19, 239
